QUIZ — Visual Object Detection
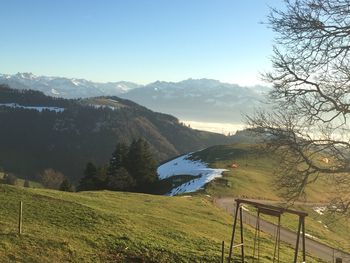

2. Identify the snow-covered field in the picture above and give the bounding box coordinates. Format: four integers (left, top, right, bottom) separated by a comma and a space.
0, 103, 64, 112
157, 153, 227, 196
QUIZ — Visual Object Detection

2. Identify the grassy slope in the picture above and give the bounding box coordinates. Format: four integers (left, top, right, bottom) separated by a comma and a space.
14, 178, 42, 188
189, 144, 350, 252
0, 172, 42, 188
191, 144, 333, 201
0, 185, 324, 263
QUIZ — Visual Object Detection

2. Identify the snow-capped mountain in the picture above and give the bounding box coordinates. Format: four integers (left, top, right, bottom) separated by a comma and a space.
0, 73, 270, 123
121, 79, 270, 123
0, 72, 139, 98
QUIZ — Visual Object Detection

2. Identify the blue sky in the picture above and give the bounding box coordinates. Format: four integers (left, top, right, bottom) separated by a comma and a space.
0, 0, 282, 85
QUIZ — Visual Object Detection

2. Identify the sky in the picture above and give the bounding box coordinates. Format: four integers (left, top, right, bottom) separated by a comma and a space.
0, 0, 282, 86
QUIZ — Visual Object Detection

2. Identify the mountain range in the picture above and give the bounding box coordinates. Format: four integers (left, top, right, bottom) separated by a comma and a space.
121, 79, 269, 123
0, 72, 139, 98
0, 73, 270, 123
0, 85, 235, 182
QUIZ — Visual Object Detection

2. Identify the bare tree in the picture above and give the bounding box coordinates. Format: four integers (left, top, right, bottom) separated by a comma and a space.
247, 0, 350, 214
40, 168, 65, 189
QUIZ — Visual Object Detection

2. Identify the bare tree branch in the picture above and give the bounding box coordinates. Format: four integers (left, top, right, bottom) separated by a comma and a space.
248, 0, 350, 215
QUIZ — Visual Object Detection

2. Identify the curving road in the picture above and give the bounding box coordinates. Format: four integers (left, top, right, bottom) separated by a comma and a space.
214, 198, 350, 263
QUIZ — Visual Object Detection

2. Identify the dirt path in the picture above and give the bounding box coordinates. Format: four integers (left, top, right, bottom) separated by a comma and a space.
214, 197, 350, 263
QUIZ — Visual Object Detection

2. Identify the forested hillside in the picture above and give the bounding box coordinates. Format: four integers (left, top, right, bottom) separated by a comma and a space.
0, 85, 233, 182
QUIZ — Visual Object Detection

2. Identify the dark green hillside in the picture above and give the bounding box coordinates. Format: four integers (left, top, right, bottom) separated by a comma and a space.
0, 85, 232, 182
0, 85, 72, 107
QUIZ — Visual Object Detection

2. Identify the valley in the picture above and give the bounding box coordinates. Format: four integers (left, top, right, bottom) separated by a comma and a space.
180, 120, 245, 135
0, 84, 349, 262
2, 0, 350, 262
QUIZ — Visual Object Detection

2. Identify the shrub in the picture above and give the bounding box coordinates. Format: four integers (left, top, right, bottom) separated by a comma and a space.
24, 179, 30, 188
4, 173, 17, 185
60, 178, 74, 192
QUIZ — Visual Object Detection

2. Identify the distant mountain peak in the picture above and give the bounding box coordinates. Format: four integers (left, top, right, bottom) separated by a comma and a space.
181, 78, 220, 83
15, 72, 37, 79
0, 72, 140, 98
0, 73, 270, 124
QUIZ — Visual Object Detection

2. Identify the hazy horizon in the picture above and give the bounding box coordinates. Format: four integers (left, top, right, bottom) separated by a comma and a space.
1, 0, 282, 86
0, 71, 272, 88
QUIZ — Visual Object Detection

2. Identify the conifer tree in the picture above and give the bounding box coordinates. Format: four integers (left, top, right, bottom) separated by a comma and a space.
60, 177, 74, 192
126, 138, 158, 192
107, 142, 133, 190
108, 142, 129, 176
78, 162, 99, 191
107, 167, 135, 191
97, 164, 108, 187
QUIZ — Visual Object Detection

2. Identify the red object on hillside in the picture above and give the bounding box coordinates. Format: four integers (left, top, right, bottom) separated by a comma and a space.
231, 163, 239, 169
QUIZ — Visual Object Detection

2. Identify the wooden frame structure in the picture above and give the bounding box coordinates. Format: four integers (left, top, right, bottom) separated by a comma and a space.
227, 199, 308, 263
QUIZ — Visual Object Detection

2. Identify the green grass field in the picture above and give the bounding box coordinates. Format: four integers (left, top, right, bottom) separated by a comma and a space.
0, 184, 325, 262
189, 143, 350, 252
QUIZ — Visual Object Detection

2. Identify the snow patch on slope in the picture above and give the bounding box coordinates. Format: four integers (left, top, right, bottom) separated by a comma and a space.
88, 104, 120, 111
0, 103, 65, 112
157, 153, 228, 196
313, 206, 326, 215
51, 88, 60, 95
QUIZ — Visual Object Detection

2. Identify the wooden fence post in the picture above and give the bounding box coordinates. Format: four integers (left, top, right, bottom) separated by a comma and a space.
18, 201, 23, 235
221, 241, 225, 263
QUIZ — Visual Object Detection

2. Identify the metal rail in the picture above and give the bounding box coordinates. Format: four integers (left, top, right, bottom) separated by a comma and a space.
228, 198, 307, 263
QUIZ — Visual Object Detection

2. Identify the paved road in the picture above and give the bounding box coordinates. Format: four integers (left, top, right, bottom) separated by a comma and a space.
214, 198, 350, 263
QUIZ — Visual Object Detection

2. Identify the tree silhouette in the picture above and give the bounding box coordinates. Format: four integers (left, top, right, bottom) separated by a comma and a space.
108, 142, 129, 176
107, 167, 135, 191
126, 139, 158, 192
78, 162, 101, 191
60, 177, 74, 192
248, 0, 350, 215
